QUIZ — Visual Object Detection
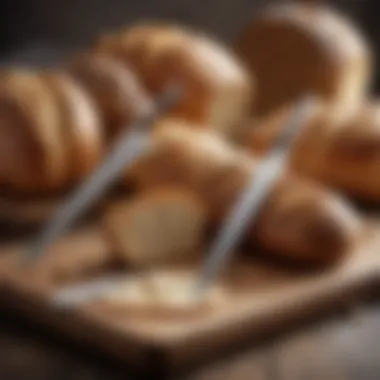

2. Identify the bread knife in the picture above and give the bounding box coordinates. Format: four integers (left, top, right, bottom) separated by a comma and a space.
193, 96, 316, 297
25, 84, 182, 264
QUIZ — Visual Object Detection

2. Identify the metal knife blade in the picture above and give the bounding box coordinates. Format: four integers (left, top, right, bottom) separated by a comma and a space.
52, 274, 127, 309
25, 84, 182, 264
194, 96, 316, 296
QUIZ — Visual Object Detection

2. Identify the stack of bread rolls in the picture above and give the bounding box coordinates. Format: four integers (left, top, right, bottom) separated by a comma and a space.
0, 2, 376, 274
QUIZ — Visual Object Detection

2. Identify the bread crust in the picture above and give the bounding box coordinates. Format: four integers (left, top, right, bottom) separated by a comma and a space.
41, 71, 104, 183
235, 2, 372, 117
247, 100, 380, 201
124, 120, 360, 266
95, 23, 253, 137
0, 70, 66, 191
66, 53, 151, 139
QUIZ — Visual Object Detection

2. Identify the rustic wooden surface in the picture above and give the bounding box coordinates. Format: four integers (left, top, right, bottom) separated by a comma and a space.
1, 299, 380, 380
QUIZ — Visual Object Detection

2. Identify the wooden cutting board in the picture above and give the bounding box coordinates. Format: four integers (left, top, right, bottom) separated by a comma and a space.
0, 188, 131, 230
0, 221, 380, 377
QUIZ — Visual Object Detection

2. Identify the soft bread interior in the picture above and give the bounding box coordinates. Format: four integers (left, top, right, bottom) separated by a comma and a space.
104, 188, 207, 267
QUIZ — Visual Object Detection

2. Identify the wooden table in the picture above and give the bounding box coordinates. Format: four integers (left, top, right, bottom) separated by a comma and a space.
1, 298, 380, 380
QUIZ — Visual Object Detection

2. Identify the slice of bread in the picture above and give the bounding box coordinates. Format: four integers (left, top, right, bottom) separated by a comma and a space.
104, 187, 207, 267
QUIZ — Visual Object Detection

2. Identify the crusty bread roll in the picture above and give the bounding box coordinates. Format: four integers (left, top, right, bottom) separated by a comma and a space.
66, 53, 152, 139
99, 267, 228, 318
41, 71, 104, 183
95, 23, 189, 93
247, 100, 380, 201
0, 70, 66, 191
234, 2, 372, 117
124, 119, 361, 266
95, 24, 253, 138
104, 187, 207, 267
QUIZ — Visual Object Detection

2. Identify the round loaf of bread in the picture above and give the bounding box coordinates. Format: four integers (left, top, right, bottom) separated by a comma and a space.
41, 71, 104, 183
95, 24, 253, 138
104, 187, 207, 267
235, 2, 372, 117
247, 100, 380, 201
0, 70, 66, 191
309, 100, 380, 201
254, 176, 361, 266
95, 23, 189, 93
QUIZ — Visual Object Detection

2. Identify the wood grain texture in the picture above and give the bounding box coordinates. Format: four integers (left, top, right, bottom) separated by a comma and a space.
2, 304, 380, 379
1, 221, 380, 377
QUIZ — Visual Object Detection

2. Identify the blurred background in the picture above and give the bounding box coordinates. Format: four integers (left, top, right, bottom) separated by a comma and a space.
0, 0, 376, 72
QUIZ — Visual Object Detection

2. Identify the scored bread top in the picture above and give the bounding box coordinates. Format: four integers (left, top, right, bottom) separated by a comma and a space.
41, 71, 105, 184
0, 69, 66, 191
66, 52, 152, 140
94, 22, 192, 93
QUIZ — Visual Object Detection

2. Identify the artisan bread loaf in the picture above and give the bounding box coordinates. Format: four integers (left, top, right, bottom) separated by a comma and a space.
104, 187, 207, 267
41, 71, 104, 183
0, 70, 66, 191
234, 2, 372, 117
124, 119, 360, 266
95, 23, 189, 93
247, 100, 380, 201
95, 24, 253, 138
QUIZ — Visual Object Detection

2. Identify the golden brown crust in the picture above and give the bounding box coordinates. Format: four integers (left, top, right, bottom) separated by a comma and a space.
247, 100, 380, 201
66, 53, 151, 140
234, 2, 372, 117
41, 71, 105, 183
95, 23, 253, 136
254, 176, 359, 266
313, 102, 380, 200
0, 70, 66, 191
94, 23, 190, 93
124, 119, 360, 266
